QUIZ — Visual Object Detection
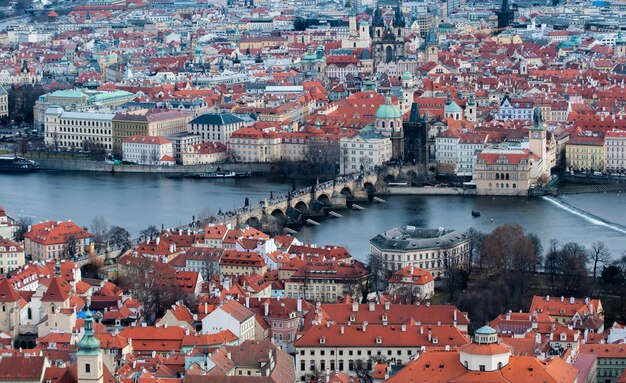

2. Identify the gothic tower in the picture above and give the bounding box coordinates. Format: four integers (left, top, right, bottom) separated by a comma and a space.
403, 102, 428, 166
496, 0, 514, 31
529, 103, 548, 176
425, 28, 439, 63
616, 33, 625, 57
371, 0, 406, 66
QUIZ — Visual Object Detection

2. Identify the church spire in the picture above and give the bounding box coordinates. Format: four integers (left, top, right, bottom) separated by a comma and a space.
77, 310, 100, 354
532, 102, 544, 131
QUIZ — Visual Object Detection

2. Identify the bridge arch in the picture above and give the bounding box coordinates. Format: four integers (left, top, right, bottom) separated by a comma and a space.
270, 208, 286, 220
317, 193, 331, 206
384, 174, 396, 183
364, 182, 375, 193
245, 216, 261, 229
340, 186, 353, 198
294, 200, 308, 212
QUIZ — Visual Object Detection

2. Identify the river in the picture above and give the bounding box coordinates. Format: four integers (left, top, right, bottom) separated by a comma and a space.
1, 171, 625, 259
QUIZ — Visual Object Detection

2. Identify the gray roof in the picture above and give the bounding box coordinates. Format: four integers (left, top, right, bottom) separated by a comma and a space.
189, 113, 244, 126
370, 226, 469, 251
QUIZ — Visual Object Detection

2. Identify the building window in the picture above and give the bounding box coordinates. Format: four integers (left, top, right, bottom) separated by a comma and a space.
85, 363, 91, 373
479, 365, 485, 372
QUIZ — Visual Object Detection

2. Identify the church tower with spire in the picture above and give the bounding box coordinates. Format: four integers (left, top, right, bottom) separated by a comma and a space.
465, 93, 476, 122
529, 103, 548, 176
76, 310, 104, 383
616, 33, 625, 57
425, 28, 439, 63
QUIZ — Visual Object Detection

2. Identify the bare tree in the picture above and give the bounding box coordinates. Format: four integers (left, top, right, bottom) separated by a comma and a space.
108, 226, 131, 251
90, 215, 109, 249
544, 239, 560, 293
117, 257, 182, 323
62, 233, 79, 259
12, 216, 32, 242
589, 241, 611, 282
140, 225, 159, 241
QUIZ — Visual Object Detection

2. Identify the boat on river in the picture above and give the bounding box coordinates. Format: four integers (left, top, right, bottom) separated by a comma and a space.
168, 171, 251, 179
0, 156, 38, 172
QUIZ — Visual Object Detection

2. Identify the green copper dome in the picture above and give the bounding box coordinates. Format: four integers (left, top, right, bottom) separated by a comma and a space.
376, 96, 402, 119
617, 32, 625, 46
475, 325, 497, 335
445, 93, 462, 114
77, 310, 100, 355
402, 71, 413, 80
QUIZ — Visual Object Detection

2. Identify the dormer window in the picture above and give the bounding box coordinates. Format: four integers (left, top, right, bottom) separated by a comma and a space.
376, 337, 382, 344
319, 337, 325, 344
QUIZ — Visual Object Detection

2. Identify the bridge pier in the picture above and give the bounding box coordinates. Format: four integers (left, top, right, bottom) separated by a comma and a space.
352, 188, 369, 202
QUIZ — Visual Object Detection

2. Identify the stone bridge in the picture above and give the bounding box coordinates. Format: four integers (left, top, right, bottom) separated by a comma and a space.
216, 165, 423, 229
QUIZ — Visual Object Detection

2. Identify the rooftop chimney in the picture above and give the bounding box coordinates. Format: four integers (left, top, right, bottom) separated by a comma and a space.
363, 321, 368, 332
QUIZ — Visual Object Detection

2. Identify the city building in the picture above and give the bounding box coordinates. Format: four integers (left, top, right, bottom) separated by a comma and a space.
387, 265, 435, 300
188, 113, 246, 144
565, 135, 605, 172
605, 130, 626, 172
284, 261, 369, 302
369, 226, 471, 277
0, 236, 25, 274
24, 221, 94, 261
219, 249, 267, 277
294, 322, 469, 380
200, 299, 256, 341
0, 85, 7, 118
44, 107, 115, 151
181, 141, 228, 165
386, 325, 579, 383
473, 148, 534, 196
122, 135, 175, 165
112, 109, 189, 152
340, 126, 392, 174
228, 127, 281, 163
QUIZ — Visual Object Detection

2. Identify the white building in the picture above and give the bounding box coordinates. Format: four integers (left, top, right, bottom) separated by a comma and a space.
435, 130, 488, 176
188, 113, 246, 143
122, 135, 174, 166
340, 128, 392, 175
605, 130, 626, 172
498, 96, 534, 120
200, 300, 256, 342
44, 107, 115, 151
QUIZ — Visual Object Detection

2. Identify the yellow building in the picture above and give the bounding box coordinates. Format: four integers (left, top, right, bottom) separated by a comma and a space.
219, 250, 267, 277
473, 149, 533, 196
565, 135, 605, 171
0, 237, 25, 275
112, 109, 189, 153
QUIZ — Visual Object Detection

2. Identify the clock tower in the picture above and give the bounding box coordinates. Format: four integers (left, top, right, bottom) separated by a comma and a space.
529, 103, 547, 175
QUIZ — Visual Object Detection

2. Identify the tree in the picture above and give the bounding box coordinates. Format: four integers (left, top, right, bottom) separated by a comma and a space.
108, 226, 131, 250
140, 225, 159, 241
544, 239, 560, 293
117, 257, 183, 323
61, 233, 79, 259
588, 241, 611, 282
12, 216, 32, 242
555, 242, 589, 295
367, 252, 389, 293
90, 215, 109, 249
478, 224, 538, 310
465, 227, 486, 272
441, 244, 468, 302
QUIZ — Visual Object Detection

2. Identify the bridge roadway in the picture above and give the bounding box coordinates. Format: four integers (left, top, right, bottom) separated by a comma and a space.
214, 165, 422, 229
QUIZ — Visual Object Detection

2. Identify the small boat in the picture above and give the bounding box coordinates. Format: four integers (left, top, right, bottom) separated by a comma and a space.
0, 156, 38, 172
191, 171, 251, 179
471, 211, 481, 217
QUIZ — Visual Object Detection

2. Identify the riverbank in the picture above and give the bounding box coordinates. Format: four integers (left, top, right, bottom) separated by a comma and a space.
30, 158, 274, 174
384, 186, 470, 195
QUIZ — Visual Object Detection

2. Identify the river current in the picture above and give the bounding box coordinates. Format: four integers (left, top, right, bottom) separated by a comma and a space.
2, 172, 625, 259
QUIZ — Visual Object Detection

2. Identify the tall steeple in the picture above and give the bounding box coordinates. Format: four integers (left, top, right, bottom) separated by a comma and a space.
496, 0, 514, 30
531, 102, 544, 131
76, 310, 104, 383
